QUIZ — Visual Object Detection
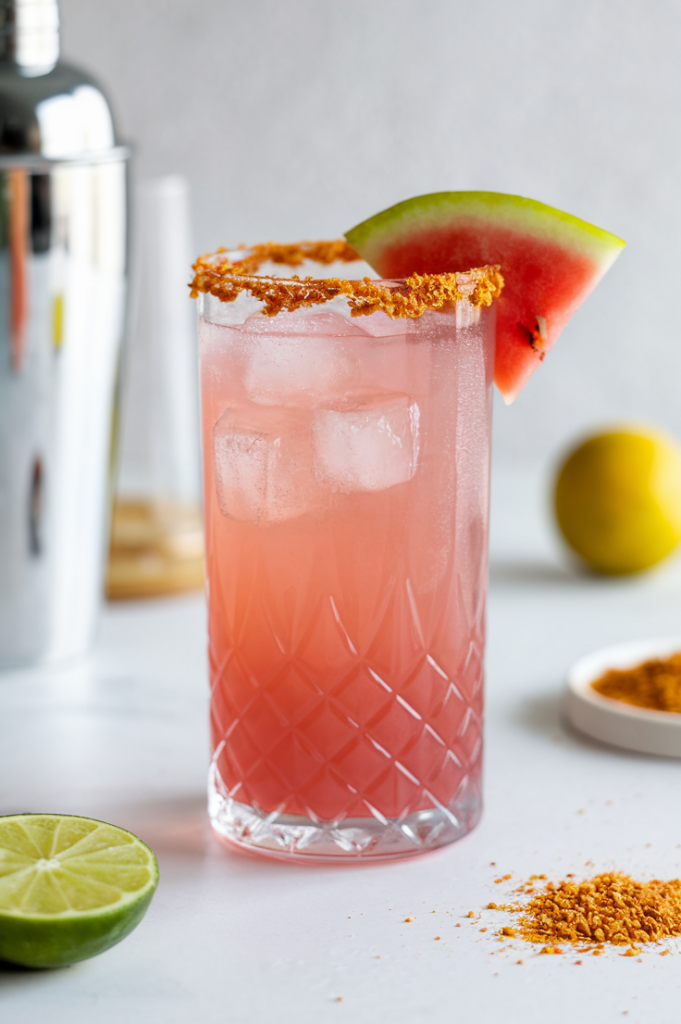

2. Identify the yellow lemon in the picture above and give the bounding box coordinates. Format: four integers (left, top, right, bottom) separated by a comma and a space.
554, 427, 681, 574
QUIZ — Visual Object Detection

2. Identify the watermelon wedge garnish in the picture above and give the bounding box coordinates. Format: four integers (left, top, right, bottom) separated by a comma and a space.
345, 192, 625, 403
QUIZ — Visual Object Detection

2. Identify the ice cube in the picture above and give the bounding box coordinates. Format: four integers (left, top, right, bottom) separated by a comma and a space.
348, 309, 411, 339
243, 332, 359, 407
212, 405, 319, 524
312, 390, 420, 493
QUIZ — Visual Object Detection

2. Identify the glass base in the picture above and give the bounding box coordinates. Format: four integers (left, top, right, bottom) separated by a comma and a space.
208, 763, 481, 862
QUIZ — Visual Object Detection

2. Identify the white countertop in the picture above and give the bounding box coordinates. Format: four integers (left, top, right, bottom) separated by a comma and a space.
3, 468, 681, 1023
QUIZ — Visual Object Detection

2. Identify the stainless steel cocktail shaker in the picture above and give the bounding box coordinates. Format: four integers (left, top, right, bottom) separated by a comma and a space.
0, 0, 128, 666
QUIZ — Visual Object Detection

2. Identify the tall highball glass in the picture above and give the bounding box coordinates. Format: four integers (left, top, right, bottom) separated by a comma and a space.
193, 243, 501, 861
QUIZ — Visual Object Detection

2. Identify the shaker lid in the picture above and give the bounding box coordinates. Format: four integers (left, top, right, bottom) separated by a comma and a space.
0, 0, 129, 166
0, 0, 59, 75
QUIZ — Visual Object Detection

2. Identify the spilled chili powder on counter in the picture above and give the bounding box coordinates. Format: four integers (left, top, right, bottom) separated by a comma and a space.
592, 653, 681, 713
490, 873, 681, 952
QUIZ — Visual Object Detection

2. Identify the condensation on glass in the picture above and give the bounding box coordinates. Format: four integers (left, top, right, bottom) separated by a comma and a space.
198, 263, 495, 861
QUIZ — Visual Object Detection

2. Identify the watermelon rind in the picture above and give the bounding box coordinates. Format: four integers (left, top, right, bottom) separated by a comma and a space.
345, 192, 625, 402
346, 192, 625, 273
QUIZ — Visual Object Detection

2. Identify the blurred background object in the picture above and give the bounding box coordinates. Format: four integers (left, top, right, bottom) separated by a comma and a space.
554, 426, 681, 575
106, 175, 203, 599
56, 0, 681, 476
0, 0, 127, 667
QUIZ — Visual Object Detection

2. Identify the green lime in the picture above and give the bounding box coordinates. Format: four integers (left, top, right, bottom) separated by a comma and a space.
0, 813, 159, 968
554, 426, 681, 574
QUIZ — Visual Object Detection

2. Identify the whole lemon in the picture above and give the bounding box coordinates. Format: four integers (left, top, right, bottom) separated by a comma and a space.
554, 427, 681, 574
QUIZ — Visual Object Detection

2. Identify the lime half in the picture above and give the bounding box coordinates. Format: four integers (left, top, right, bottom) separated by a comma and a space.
0, 814, 159, 968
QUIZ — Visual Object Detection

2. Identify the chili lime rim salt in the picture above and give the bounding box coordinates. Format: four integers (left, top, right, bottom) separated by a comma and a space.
565, 638, 681, 757
592, 653, 681, 713
189, 238, 504, 319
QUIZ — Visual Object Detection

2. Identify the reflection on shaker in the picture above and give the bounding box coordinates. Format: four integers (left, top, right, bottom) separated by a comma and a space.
31, 175, 51, 254
29, 456, 43, 558
9, 168, 27, 372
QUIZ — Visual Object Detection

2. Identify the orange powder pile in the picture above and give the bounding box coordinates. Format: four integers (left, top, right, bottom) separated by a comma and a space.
190, 238, 503, 318
592, 654, 681, 713
490, 872, 681, 952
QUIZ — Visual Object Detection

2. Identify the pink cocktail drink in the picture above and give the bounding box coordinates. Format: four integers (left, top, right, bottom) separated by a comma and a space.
195, 244, 498, 860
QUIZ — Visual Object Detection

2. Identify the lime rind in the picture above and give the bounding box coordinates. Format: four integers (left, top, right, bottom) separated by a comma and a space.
0, 885, 157, 969
346, 191, 626, 274
0, 814, 159, 968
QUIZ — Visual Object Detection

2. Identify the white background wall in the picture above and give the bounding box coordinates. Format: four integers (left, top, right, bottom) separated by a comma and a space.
59, 0, 681, 470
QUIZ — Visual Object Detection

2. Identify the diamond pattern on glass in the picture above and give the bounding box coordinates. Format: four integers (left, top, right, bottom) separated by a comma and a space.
201, 296, 494, 859
209, 563, 485, 844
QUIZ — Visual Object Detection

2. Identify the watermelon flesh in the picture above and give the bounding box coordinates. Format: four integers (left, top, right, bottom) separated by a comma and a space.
345, 192, 625, 403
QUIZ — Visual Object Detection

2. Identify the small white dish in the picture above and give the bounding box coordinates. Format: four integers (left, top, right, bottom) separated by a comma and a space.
564, 637, 681, 757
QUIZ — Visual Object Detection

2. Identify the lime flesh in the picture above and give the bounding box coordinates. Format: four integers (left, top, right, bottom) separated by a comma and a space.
0, 814, 159, 968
